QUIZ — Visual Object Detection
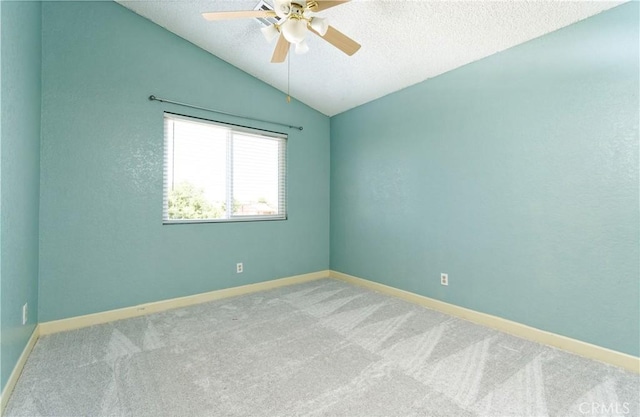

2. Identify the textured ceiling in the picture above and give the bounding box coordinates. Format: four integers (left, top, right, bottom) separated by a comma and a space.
116, 0, 624, 116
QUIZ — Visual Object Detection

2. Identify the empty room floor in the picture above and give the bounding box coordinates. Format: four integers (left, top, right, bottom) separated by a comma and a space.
5, 278, 639, 416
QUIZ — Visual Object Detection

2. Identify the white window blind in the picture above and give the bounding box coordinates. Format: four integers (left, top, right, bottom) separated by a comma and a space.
163, 113, 287, 224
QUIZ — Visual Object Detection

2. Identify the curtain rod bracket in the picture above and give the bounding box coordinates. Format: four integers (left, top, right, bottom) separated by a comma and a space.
148, 94, 303, 131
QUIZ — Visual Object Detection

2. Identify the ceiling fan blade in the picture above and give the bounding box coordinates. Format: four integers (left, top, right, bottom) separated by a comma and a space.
310, 25, 361, 56
271, 34, 290, 63
308, 1, 350, 12
202, 10, 276, 21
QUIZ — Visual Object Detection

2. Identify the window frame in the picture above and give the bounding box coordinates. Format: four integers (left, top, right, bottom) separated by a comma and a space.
163, 112, 288, 225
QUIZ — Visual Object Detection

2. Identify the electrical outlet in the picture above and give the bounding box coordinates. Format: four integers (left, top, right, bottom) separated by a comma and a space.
440, 273, 448, 286
236, 263, 243, 273
22, 303, 28, 325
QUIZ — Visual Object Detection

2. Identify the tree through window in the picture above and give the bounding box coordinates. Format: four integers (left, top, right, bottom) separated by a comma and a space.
163, 113, 287, 223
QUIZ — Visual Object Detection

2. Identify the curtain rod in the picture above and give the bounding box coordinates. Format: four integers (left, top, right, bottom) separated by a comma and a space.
148, 95, 303, 131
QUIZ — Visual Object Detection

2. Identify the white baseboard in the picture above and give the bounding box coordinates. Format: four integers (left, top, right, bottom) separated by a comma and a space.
10, 267, 636, 417
0, 326, 39, 416
39, 270, 329, 336
329, 270, 640, 373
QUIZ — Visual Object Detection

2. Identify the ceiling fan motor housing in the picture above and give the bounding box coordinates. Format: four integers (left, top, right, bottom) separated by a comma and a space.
273, 0, 292, 18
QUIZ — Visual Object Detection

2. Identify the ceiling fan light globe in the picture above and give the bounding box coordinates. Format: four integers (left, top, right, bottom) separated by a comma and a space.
260, 24, 279, 42
310, 17, 328, 36
295, 39, 309, 54
282, 18, 307, 44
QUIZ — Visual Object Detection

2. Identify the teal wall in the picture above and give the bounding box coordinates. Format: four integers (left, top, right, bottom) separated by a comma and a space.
330, 2, 639, 356
38, 1, 330, 322
0, 1, 42, 391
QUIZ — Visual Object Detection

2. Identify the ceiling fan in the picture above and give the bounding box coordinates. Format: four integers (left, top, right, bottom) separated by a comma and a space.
202, 0, 361, 63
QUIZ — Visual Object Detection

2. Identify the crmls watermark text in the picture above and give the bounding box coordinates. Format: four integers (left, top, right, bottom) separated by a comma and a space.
579, 402, 630, 414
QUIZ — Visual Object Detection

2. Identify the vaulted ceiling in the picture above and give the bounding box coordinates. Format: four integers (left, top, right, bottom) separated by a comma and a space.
116, 0, 624, 116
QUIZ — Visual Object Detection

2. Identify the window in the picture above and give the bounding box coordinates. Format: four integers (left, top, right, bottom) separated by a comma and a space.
163, 113, 287, 224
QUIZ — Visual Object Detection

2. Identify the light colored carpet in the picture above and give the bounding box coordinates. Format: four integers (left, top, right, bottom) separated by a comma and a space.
5, 278, 639, 417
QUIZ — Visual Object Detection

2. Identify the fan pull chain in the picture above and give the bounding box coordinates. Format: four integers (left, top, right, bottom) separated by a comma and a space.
286, 51, 291, 103
286, 61, 291, 102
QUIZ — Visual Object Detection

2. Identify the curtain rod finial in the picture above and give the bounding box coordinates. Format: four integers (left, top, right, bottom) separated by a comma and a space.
149, 95, 156, 101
